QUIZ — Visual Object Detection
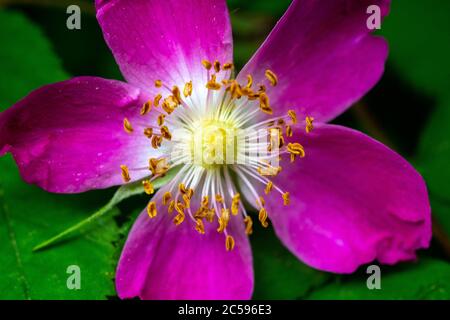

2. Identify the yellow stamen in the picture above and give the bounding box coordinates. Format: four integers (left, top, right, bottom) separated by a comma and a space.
206, 74, 221, 90
265, 69, 278, 86
194, 207, 206, 219
151, 135, 162, 149
161, 96, 178, 114
246, 74, 253, 88
225, 235, 235, 251
259, 92, 273, 114
305, 116, 314, 133
143, 127, 153, 138
174, 212, 185, 226
182, 194, 191, 208
282, 192, 290, 206
149, 158, 169, 176
287, 143, 305, 158
195, 219, 205, 234
286, 125, 293, 137
162, 191, 172, 205
265, 181, 273, 195
230, 81, 243, 99
257, 165, 282, 177
157, 114, 165, 126
183, 81, 193, 97
222, 62, 234, 70
123, 118, 133, 133
288, 110, 297, 124
201, 196, 209, 208
140, 101, 152, 115
120, 165, 131, 183
213, 60, 221, 73
258, 208, 269, 228
155, 80, 162, 88
244, 216, 253, 235
217, 208, 230, 233
160, 126, 172, 140
206, 208, 215, 223
154, 94, 162, 107
172, 86, 182, 104
147, 201, 157, 218
179, 183, 187, 194
215, 193, 224, 203
142, 180, 154, 195
168, 200, 175, 213
195, 218, 205, 234
175, 202, 185, 215
241, 86, 253, 96
174, 202, 185, 225
247, 92, 260, 101
201, 59, 212, 70
231, 193, 240, 216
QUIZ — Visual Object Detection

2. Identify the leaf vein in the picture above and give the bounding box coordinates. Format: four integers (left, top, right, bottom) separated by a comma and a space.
0, 188, 31, 299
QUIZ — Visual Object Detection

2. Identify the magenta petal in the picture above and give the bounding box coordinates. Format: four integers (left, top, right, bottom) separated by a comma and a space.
0, 77, 158, 193
238, 0, 390, 122
96, 0, 232, 91
116, 206, 253, 300
267, 124, 431, 273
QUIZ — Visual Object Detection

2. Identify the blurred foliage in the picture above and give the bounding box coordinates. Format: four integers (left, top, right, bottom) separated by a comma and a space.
380, 0, 450, 98
381, 0, 450, 250
419, 98, 450, 232
308, 258, 450, 300
383, 0, 450, 238
251, 224, 329, 300
380, 0, 450, 208
0, 9, 67, 106
0, 0, 449, 300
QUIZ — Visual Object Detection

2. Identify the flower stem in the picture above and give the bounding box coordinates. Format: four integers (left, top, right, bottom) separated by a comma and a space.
32, 181, 143, 252
32, 203, 112, 252
32, 168, 178, 252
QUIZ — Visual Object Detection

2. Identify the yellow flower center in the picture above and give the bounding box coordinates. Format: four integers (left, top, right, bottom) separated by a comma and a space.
191, 119, 238, 168
119, 59, 314, 251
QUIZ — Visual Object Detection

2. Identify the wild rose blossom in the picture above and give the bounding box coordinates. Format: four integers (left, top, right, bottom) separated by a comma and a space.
0, 0, 430, 299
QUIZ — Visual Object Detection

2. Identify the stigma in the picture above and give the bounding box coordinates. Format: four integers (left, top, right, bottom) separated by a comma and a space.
120, 59, 312, 251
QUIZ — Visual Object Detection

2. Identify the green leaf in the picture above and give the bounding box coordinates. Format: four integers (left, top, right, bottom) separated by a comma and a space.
0, 155, 120, 299
0, 9, 118, 299
416, 98, 450, 198
0, 9, 68, 108
251, 224, 330, 299
383, 1, 450, 236
308, 258, 450, 300
416, 98, 450, 233
33, 167, 179, 252
381, 0, 450, 97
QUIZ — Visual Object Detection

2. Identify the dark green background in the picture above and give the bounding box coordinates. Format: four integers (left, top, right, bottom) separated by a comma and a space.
0, 0, 449, 299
